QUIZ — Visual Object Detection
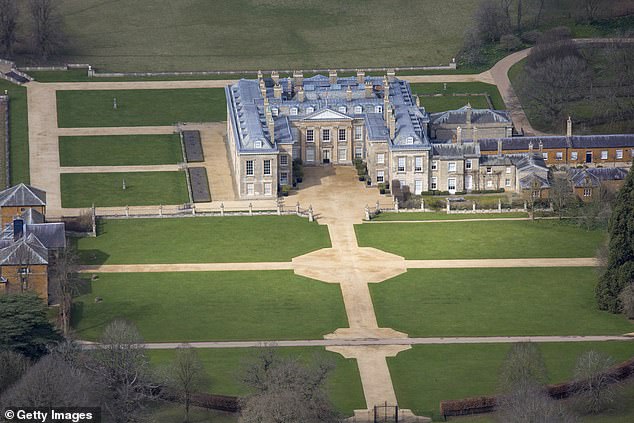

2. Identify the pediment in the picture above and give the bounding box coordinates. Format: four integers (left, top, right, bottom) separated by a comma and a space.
303, 108, 352, 121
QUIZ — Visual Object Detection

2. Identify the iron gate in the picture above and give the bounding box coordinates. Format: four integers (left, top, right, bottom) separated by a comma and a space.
374, 402, 399, 423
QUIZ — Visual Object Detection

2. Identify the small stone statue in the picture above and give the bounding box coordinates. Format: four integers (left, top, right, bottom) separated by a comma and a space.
122, 178, 126, 190
113, 97, 118, 110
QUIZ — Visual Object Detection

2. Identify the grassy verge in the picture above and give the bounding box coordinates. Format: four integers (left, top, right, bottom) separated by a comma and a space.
372, 212, 528, 221
388, 342, 634, 419
0, 80, 29, 184
72, 271, 347, 342
76, 215, 331, 264
148, 347, 365, 416
61, 171, 189, 207
148, 404, 238, 423
56, 88, 226, 127
59, 135, 183, 166
410, 82, 506, 110
371, 268, 632, 337
355, 220, 604, 259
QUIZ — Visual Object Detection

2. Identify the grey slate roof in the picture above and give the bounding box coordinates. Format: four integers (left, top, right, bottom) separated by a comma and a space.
24, 223, 66, 249
0, 184, 46, 207
567, 167, 629, 188
430, 105, 511, 125
432, 142, 480, 159
20, 208, 45, 224
0, 233, 48, 265
477, 134, 634, 152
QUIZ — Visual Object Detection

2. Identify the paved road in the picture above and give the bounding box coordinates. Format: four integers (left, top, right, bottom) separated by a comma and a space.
78, 335, 633, 350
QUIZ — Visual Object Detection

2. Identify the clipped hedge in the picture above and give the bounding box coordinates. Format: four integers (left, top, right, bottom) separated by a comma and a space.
158, 386, 240, 412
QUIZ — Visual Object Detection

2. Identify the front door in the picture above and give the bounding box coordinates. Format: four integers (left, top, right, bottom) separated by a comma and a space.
323, 149, 330, 164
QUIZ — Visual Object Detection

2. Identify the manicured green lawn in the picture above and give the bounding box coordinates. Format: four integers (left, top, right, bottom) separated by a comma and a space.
76, 215, 330, 264
55, 0, 478, 72
371, 268, 633, 337
0, 80, 29, 184
72, 271, 347, 342
372, 212, 528, 221
419, 96, 490, 113
56, 89, 226, 127
355, 220, 605, 259
59, 135, 183, 166
410, 82, 506, 110
388, 342, 634, 419
149, 404, 238, 423
61, 171, 189, 207
148, 347, 365, 416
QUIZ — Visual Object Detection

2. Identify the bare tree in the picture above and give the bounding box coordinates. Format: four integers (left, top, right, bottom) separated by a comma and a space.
29, 0, 65, 61
517, 0, 524, 33
239, 348, 341, 423
499, 343, 548, 394
0, 0, 19, 57
0, 353, 103, 408
86, 320, 156, 423
572, 350, 619, 414
166, 344, 210, 423
550, 173, 576, 219
583, 0, 605, 22
475, 0, 510, 42
0, 350, 29, 392
50, 246, 80, 336
618, 284, 634, 319
532, 0, 546, 27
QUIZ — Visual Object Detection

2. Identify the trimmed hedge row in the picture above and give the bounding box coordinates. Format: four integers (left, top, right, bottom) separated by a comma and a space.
440, 356, 634, 418
157, 386, 240, 412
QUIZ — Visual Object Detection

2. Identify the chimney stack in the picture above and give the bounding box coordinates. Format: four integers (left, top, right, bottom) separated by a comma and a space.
566, 116, 572, 138
466, 103, 472, 127
383, 95, 390, 121
356, 69, 365, 84
271, 71, 279, 84
293, 70, 303, 88
456, 126, 462, 145
529, 141, 534, 154
297, 87, 305, 102
266, 114, 275, 145
497, 138, 502, 155
414, 94, 420, 107
259, 79, 266, 98
257, 70, 263, 81
389, 107, 396, 139
472, 126, 478, 142
539, 140, 543, 152
387, 68, 396, 81
273, 83, 282, 99
346, 85, 353, 102
287, 78, 292, 95
364, 81, 373, 98
383, 76, 390, 97
329, 69, 337, 84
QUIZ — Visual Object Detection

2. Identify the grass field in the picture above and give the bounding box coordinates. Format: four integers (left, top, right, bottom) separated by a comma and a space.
61, 171, 189, 207
149, 405, 238, 423
59, 135, 183, 166
77, 216, 330, 264
410, 82, 506, 110
372, 212, 528, 221
72, 271, 347, 342
54, 0, 478, 72
418, 96, 490, 113
371, 268, 633, 337
0, 80, 29, 184
56, 89, 226, 127
355, 220, 604, 259
388, 342, 634, 419
148, 347, 365, 416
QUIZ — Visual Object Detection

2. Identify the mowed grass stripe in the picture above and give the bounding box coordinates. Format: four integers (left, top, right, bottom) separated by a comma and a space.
410, 82, 506, 110
72, 271, 348, 342
0, 80, 29, 184
148, 347, 365, 416
59, 135, 183, 166
370, 268, 633, 337
388, 342, 634, 419
372, 212, 529, 221
77, 216, 331, 264
355, 220, 605, 259
61, 171, 189, 207
56, 88, 226, 127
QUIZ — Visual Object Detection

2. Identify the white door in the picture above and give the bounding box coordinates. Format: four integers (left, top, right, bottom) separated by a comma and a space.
448, 178, 457, 194
465, 175, 473, 190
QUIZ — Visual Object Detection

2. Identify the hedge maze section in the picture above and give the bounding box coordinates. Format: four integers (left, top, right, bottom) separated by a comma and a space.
188, 167, 211, 203
183, 130, 204, 162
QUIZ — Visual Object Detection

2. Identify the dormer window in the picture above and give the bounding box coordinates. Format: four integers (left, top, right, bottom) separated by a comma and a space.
354, 106, 363, 114
255, 141, 262, 149
406, 136, 414, 145
338, 106, 347, 113
271, 107, 279, 117
290, 107, 298, 116
376, 105, 383, 114
306, 106, 314, 114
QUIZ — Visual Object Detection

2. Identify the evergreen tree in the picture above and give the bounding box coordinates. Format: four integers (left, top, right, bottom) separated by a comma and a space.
596, 164, 634, 312
0, 293, 62, 359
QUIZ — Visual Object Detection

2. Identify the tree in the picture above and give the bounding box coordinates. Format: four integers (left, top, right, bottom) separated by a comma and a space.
0, 350, 30, 392
475, 0, 510, 42
572, 350, 619, 414
0, 353, 103, 408
596, 164, 634, 312
166, 344, 210, 422
29, 0, 65, 61
0, 293, 62, 359
550, 173, 576, 219
532, 0, 546, 28
498, 343, 548, 394
50, 246, 80, 336
618, 284, 634, 319
0, 0, 19, 57
85, 320, 156, 422
239, 348, 341, 423
583, 0, 605, 22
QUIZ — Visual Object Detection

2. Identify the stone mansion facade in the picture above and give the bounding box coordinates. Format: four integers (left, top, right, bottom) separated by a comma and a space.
225, 72, 633, 199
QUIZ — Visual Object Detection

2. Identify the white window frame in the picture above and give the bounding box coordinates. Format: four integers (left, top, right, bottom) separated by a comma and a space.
338, 106, 346, 113
280, 172, 289, 185
255, 141, 262, 149
354, 126, 363, 141
377, 153, 385, 165
306, 106, 314, 114
571, 151, 578, 160
486, 180, 493, 188
431, 177, 438, 190
542, 152, 548, 160
397, 157, 406, 173
264, 183, 272, 196
306, 129, 314, 143
338, 129, 346, 142
263, 159, 271, 176
447, 178, 457, 192
505, 178, 511, 187
322, 129, 330, 142
246, 160, 254, 176
616, 149, 623, 159
338, 148, 347, 161
431, 160, 438, 171
354, 106, 363, 114
414, 180, 423, 195
246, 183, 254, 196
555, 152, 562, 161
406, 136, 414, 145
506, 166, 512, 174
306, 148, 315, 163
280, 154, 288, 166
486, 166, 492, 174
601, 150, 608, 160
448, 162, 456, 173
377, 170, 385, 183
375, 105, 383, 114
271, 107, 279, 117
355, 147, 363, 159
290, 107, 298, 116
583, 188, 592, 197
465, 159, 472, 170
414, 156, 423, 172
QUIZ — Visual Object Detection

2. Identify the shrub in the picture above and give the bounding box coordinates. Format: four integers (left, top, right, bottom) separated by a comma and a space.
500, 34, 522, 51
280, 185, 291, 196
521, 30, 542, 44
